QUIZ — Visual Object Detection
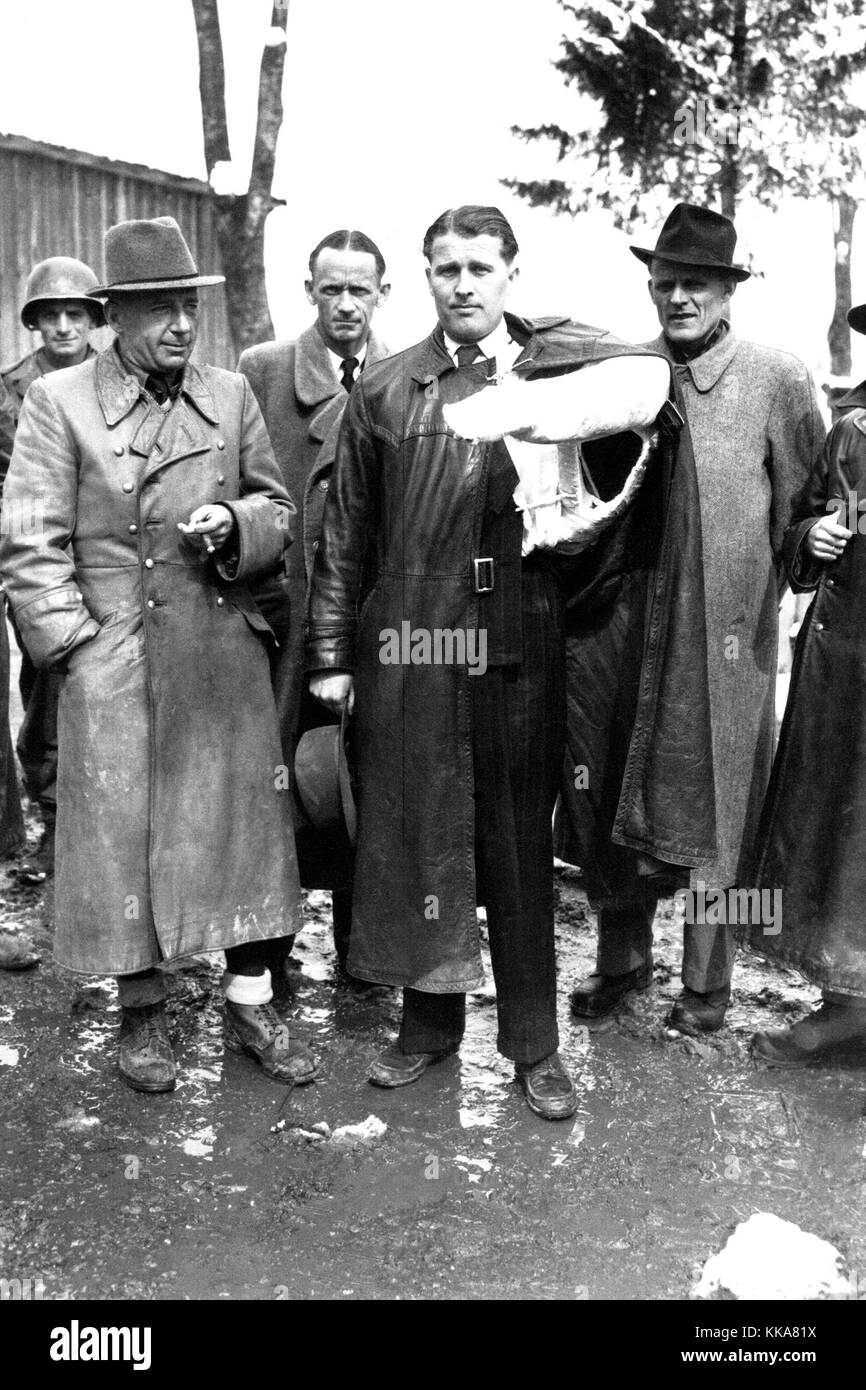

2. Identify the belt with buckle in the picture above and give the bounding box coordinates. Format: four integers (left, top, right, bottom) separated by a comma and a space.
473, 558, 494, 593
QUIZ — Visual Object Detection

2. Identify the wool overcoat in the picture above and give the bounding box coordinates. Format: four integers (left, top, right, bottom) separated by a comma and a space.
0, 345, 301, 974
237, 324, 389, 758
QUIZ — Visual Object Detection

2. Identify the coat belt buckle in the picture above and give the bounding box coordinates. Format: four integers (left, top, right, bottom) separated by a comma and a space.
474, 557, 494, 593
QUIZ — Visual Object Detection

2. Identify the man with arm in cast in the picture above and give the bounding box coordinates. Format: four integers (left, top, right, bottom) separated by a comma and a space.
0, 217, 316, 1095
306, 205, 673, 1119
238, 230, 390, 977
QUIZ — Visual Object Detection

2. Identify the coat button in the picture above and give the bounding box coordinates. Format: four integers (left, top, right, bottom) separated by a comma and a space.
814, 621, 824, 631
318, 479, 328, 491
144, 558, 154, 569
129, 523, 138, 534
217, 475, 225, 485
114, 445, 124, 457
147, 599, 155, 609
825, 578, 835, 588
122, 482, 134, 494
216, 596, 224, 606
217, 440, 226, 450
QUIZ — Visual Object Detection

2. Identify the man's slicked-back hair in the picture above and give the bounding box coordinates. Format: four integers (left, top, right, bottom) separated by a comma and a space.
422, 206, 519, 264
308, 230, 386, 281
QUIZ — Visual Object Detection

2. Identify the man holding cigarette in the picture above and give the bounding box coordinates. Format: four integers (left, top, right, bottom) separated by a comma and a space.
0, 217, 315, 1094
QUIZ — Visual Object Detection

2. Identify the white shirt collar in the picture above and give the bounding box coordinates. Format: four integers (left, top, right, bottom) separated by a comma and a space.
326, 341, 367, 382
442, 318, 521, 370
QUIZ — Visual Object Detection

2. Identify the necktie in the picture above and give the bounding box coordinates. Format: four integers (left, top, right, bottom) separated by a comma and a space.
455, 343, 481, 369
340, 356, 359, 393
454, 345, 517, 511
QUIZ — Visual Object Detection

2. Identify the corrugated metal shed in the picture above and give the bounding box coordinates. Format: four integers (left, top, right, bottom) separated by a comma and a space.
0, 133, 232, 369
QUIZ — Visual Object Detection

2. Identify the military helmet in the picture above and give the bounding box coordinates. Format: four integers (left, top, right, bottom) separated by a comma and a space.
21, 257, 106, 330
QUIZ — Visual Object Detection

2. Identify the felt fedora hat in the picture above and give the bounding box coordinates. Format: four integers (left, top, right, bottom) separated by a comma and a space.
630, 202, 750, 281
88, 216, 225, 296
848, 303, 866, 335
293, 711, 357, 847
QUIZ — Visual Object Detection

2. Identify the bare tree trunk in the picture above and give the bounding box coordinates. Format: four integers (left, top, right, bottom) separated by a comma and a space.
718, 0, 747, 219
828, 191, 856, 377
191, 0, 288, 357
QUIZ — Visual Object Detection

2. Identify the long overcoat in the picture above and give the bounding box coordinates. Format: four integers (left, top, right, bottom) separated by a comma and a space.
649, 329, 824, 890
237, 324, 389, 757
0, 345, 301, 974
306, 314, 718, 990
751, 403, 866, 997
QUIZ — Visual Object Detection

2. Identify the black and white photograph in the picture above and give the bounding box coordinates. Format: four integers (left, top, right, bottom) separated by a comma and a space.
1, 0, 865, 1342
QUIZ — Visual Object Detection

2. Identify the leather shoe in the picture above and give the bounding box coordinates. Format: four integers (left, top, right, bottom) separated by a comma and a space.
118, 1004, 176, 1093
224, 999, 318, 1084
570, 963, 653, 1019
752, 1001, 866, 1069
368, 1042, 456, 1088
668, 985, 730, 1035
515, 1051, 578, 1120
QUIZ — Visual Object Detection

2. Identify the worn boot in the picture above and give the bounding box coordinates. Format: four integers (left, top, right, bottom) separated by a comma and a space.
118, 1003, 176, 1093
668, 985, 731, 1036
752, 1001, 866, 1068
19, 818, 55, 881
570, 963, 653, 1019
224, 999, 318, 1084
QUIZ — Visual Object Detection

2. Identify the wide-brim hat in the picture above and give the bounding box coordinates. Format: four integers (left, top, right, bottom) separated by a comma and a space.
848, 304, 866, 336
293, 711, 356, 847
87, 216, 224, 297
630, 202, 750, 281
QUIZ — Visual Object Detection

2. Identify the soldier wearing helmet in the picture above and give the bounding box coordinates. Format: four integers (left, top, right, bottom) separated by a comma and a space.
2, 257, 106, 425
1, 256, 106, 881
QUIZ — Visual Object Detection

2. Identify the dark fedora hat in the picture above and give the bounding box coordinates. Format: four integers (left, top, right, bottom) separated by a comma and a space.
630, 202, 750, 281
88, 216, 225, 297
294, 711, 356, 847
848, 303, 866, 336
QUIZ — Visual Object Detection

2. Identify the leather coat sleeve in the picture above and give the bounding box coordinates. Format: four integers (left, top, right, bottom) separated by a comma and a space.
217, 378, 295, 584
783, 412, 849, 593
305, 379, 378, 672
767, 362, 827, 585
0, 377, 101, 667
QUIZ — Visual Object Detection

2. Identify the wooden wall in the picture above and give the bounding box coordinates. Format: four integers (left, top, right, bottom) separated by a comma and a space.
0, 135, 233, 369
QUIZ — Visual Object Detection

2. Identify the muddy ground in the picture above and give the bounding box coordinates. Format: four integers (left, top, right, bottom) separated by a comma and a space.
2, 626, 865, 1304
2, 863, 865, 1303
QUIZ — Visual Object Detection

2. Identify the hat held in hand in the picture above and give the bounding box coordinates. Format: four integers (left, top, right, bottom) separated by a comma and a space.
294, 711, 357, 847
88, 216, 225, 296
630, 203, 750, 281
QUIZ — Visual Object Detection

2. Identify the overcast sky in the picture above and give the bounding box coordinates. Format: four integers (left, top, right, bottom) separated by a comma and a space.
1, 0, 864, 379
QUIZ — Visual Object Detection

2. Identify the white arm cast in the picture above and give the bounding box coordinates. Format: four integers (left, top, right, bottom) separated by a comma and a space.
443, 355, 670, 443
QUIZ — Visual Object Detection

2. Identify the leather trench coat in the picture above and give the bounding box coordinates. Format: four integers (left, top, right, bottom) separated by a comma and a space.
0, 345, 301, 974
306, 313, 717, 989
751, 401, 866, 997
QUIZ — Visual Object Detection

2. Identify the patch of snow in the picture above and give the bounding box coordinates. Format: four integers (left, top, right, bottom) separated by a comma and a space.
694, 1212, 854, 1300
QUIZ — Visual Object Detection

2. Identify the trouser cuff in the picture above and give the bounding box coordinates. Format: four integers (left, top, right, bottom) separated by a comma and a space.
117, 968, 166, 1009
